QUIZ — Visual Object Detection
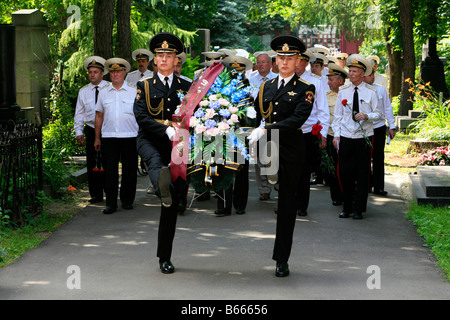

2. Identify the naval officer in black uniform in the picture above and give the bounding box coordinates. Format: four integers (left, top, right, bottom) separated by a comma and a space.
249, 35, 315, 277
133, 33, 191, 274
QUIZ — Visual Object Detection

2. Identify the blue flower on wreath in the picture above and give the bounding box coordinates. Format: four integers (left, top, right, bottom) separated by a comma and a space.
194, 109, 205, 118
219, 109, 231, 118
205, 119, 217, 130
209, 100, 221, 109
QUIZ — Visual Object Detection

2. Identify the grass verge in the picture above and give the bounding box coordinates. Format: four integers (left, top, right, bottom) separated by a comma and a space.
0, 188, 88, 267
407, 202, 450, 281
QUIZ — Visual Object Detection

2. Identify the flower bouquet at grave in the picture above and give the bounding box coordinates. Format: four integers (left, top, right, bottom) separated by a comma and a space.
170, 62, 252, 192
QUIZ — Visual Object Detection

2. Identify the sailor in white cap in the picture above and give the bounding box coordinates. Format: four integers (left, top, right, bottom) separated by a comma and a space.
94, 57, 138, 215
324, 63, 349, 207
74, 56, 110, 204
367, 55, 388, 90
174, 52, 192, 82
125, 49, 153, 85
332, 54, 382, 220
364, 60, 395, 197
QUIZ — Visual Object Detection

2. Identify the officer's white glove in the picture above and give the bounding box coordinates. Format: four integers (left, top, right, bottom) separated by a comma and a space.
246, 106, 257, 119
247, 127, 265, 144
165, 126, 176, 141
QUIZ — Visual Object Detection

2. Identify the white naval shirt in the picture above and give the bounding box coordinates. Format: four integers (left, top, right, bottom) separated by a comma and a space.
74, 80, 110, 137
249, 71, 277, 100
332, 82, 381, 139
95, 82, 138, 138
125, 69, 153, 85
372, 83, 395, 130
298, 71, 330, 137
374, 72, 388, 91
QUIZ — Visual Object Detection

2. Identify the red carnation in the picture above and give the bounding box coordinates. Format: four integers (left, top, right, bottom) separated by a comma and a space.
342, 99, 348, 106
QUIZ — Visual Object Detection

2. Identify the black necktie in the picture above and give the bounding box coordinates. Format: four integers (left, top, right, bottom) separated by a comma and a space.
141, 73, 144, 78
95, 86, 99, 104
352, 87, 359, 121
278, 79, 285, 92
164, 76, 170, 92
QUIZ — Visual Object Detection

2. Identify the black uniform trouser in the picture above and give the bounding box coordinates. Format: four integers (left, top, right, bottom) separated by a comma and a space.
371, 125, 386, 191
296, 132, 317, 212
84, 125, 104, 200
101, 137, 138, 208
216, 160, 249, 212
156, 177, 187, 261
136, 134, 188, 261
324, 134, 342, 203
273, 136, 305, 263
137, 135, 188, 206
338, 136, 372, 214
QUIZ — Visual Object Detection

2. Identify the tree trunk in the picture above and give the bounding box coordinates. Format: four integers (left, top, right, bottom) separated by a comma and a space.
93, 0, 115, 60
116, 0, 132, 64
398, 0, 415, 116
384, 29, 402, 100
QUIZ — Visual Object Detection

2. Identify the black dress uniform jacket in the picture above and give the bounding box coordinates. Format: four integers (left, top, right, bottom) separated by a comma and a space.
255, 74, 315, 163
255, 73, 315, 263
134, 74, 191, 158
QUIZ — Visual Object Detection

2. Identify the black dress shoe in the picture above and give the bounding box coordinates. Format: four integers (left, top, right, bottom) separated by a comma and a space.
215, 209, 231, 217
88, 197, 103, 204
103, 206, 117, 214
332, 200, 342, 206
159, 260, 175, 274
274, 208, 278, 214
235, 209, 245, 215
353, 212, 363, 219
297, 209, 307, 216
275, 262, 290, 277
339, 211, 351, 218
374, 189, 388, 196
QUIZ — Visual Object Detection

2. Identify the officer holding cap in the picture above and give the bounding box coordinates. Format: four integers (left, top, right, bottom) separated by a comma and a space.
249, 34, 315, 277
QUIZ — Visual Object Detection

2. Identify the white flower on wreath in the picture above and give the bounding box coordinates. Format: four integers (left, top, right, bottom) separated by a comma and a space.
204, 108, 217, 119
218, 98, 229, 106
199, 100, 209, 107
228, 106, 238, 114
208, 94, 218, 101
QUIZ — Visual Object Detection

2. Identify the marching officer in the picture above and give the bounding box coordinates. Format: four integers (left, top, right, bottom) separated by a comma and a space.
248, 35, 315, 277
74, 56, 109, 204
332, 54, 382, 220
125, 49, 153, 85
133, 32, 192, 274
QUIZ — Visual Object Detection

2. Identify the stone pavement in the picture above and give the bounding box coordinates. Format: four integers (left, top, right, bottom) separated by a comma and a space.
0, 166, 448, 300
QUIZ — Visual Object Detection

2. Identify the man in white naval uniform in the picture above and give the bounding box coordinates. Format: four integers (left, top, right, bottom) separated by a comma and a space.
364, 62, 396, 196
332, 54, 382, 220
74, 56, 110, 203
125, 49, 153, 85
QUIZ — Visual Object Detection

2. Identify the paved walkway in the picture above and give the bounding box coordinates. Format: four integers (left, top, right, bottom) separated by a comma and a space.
0, 167, 448, 300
